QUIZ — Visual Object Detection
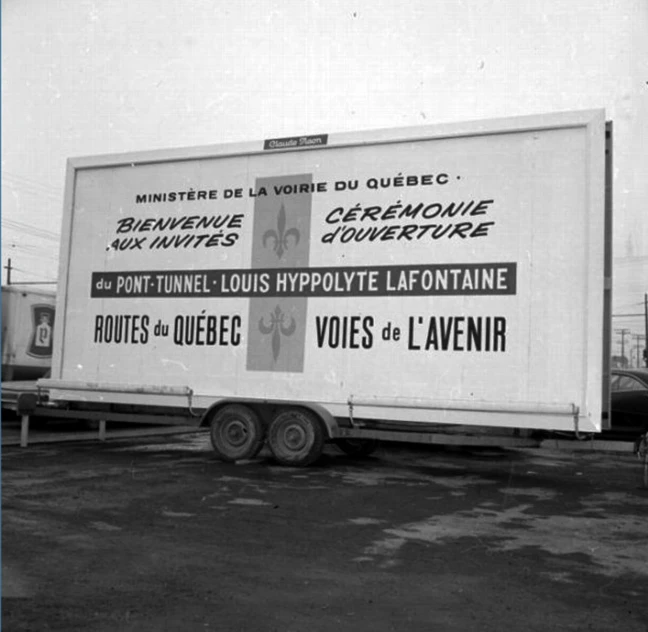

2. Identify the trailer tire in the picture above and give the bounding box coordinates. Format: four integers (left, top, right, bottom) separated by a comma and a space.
209, 404, 265, 462
334, 438, 378, 458
268, 408, 325, 467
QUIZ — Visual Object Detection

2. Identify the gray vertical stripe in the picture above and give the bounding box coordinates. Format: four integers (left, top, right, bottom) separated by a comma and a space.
246, 174, 312, 372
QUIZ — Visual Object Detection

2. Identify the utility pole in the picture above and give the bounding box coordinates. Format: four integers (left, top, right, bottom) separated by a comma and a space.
635, 334, 646, 368
644, 293, 648, 367
4, 258, 12, 285
615, 328, 631, 366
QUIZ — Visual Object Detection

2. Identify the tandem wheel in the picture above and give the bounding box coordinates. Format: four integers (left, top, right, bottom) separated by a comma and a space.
209, 404, 265, 462
267, 408, 325, 467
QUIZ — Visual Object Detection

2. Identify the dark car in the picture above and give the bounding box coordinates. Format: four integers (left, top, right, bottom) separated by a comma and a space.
608, 369, 648, 439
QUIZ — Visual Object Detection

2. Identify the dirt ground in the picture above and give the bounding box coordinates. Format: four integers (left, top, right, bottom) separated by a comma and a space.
2, 432, 648, 631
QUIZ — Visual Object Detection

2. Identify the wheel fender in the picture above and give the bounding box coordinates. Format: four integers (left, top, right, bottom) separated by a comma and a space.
297, 403, 338, 438
200, 400, 339, 438
200, 401, 224, 427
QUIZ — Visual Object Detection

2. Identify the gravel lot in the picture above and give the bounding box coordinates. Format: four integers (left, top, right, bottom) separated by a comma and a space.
3, 432, 648, 631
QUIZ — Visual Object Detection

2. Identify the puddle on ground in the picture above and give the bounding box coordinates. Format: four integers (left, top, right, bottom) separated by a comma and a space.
580, 491, 648, 508
360, 499, 648, 577
2, 564, 34, 598
328, 468, 500, 491
499, 487, 557, 500
228, 498, 271, 507
349, 518, 384, 525
110, 435, 210, 453
539, 571, 576, 583
161, 510, 196, 518
89, 521, 122, 532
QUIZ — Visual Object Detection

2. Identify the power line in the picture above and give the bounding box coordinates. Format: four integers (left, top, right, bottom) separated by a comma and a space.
1, 219, 60, 242
2, 170, 60, 189
2, 217, 60, 236
9, 266, 57, 282
2, 171, 61, 196
5, 241, 58, 253
613, 256, 648, 266
2, 181, 61, 203
615, 328, 631, 359
614, 301, 647, 308
3, 243, 59, 264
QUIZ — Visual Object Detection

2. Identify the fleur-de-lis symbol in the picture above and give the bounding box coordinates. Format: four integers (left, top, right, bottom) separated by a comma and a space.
263, 204, 300, 259
259, 305, 297, 362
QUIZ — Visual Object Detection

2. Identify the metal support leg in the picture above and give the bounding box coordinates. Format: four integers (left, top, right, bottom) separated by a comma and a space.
347, 396, 356, 428
635, 432, 648, 488
99, 420, 107, 442
20, 414, 30, 448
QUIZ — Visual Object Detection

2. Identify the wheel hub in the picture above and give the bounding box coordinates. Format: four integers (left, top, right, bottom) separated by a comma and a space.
224, 421, 248, 447
284, 424, 307, 450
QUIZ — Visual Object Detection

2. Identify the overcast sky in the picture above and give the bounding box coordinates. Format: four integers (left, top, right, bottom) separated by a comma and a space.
2, 0, 647, 353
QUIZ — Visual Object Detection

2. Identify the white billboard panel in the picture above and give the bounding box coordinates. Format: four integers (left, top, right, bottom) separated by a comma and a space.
49, 110, 607, 432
